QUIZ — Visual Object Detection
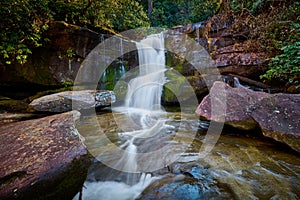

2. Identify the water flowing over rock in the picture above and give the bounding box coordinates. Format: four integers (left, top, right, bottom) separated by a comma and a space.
126, 32, 166, 110
29, 90, 116, 112
0, 111, 91, 199
195, 81, 300, 153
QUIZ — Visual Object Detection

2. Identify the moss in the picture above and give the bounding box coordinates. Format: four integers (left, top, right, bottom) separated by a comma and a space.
0, 99, 29, 113
113, 80, 128, 102
162, 70, 192, 104
165, 52, 185, 73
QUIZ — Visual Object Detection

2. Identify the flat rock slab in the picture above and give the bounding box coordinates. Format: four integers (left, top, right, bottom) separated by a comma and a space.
29, 90, 116, 112
196, 81, 300, 153
0, 111, 90, 199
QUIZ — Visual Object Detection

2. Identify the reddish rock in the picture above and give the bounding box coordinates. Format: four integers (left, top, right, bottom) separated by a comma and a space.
251, 94, 300, 153
214, 53, 266, 67
0, 111, 91, 199
195, 81, 300, 153
0, 22, 100, 87
195, 81, 269, 130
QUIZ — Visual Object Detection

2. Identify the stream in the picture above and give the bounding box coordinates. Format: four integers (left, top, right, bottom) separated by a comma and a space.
73, 111, 300, 200
73, 32, 300, 199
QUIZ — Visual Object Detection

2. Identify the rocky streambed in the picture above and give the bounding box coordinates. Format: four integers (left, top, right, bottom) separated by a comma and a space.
75, 111, 300, 199
0, 85, 299, 199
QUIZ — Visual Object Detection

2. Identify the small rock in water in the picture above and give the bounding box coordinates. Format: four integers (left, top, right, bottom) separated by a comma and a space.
29, 90, 116, 112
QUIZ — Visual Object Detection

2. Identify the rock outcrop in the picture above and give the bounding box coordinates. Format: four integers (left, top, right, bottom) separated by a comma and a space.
174, 14, 270, 81
0, 111, 91, 199
29, 90, 116, 112
195, 81, 300, 153
0, 22, 100, 88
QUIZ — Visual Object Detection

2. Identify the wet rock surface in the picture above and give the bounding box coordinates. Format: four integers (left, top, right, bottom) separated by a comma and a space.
196, 81, 300, 152
138, 133, 300, 199
140, 163, 234, 200
29, 90, 116, 113
0, 111, 91, 199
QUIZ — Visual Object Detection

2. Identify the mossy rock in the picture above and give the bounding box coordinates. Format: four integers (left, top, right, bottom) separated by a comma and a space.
162, 70, 195, 105
0, 98, 29, 113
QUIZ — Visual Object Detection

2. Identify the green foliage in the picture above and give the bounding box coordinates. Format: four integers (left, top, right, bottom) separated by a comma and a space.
62, 81, 73, 88
0, 0, 149, 65
138, 0, 222, 28
260, 41, 300, 84
48, 0, 149, 31
66, 48, 75, 59
230, 0, 268, 14
258, 2, 300, 85
192, 0, 222, 22
0, 0, 51, 64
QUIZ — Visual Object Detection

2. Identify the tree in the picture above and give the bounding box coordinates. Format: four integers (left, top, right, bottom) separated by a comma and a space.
0, 0, 149, 65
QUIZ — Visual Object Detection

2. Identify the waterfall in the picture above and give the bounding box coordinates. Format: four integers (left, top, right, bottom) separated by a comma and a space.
125, 32, 166, 110
116, 32, 167, 178
233, 77, 250, 89
75, 32, 169, 200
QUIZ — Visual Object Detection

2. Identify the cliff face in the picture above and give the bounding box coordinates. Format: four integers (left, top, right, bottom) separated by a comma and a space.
0, 22, 99, 87
176, 12, 270, 81
0, 11, 273, 99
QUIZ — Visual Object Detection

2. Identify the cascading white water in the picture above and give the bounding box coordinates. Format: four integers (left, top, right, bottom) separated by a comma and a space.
117, 32, 167, 178
125, 32, 166, 110
74, 32, 169, 200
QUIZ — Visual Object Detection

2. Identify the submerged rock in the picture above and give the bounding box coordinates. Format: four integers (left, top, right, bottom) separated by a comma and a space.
0, 111, 91, 200
195, 81, 300, 152
29, 90, 116, 112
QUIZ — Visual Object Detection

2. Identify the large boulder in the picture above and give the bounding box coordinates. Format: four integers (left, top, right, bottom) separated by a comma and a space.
195, 81, 300, 152
0, 111, 91, 199
29, 90, 116, 112
195, 81, 269, 130
251, 94, 300, 153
